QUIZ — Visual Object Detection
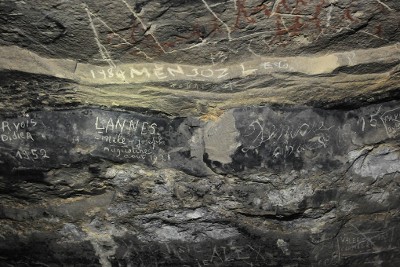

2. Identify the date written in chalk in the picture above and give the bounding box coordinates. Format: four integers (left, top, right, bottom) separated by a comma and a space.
15, 149, 49, 161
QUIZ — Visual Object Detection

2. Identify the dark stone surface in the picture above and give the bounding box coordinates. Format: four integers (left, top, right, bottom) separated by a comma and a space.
1, 101, 399, 176
0, 231, 100, 267
1, 0, 400, 266
210, 101, 400, 174
0, 108, 210, 176
109, 235, 312, 267
0, 101, 399, 266
0, 0, 399, 64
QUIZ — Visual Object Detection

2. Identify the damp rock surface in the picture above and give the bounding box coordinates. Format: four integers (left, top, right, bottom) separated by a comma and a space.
1, 0, 400, 266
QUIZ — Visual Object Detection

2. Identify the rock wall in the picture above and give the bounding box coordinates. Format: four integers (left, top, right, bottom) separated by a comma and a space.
0, 0, 400, 266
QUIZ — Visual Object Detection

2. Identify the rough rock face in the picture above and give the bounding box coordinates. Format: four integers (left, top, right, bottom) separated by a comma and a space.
0, 0, 400, 266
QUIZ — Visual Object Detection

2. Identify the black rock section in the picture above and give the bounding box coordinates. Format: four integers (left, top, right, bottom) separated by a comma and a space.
2, 100, 399, 177
0, 231, 100, 267
0, 108, 210, 176
0, 101, 399, 266
204, 101, 400, 176
1, 0, 400, 266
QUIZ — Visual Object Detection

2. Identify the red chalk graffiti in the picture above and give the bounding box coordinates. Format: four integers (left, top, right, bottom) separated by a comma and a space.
235, 0, 257, 28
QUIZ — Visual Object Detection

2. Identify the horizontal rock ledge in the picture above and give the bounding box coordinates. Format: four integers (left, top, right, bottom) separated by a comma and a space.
0, 44, 399, 84
1, 44, 400, 116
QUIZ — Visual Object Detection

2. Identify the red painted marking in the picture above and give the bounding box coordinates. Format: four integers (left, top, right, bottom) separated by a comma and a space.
162, 22, 206, 50
106, 33, 116, 44
344, 8, 356, 21
253, 4, 272, 17
293, 0, 307, 14
129, 21, 143, 44
374, 0, 388, 12
311, 0, 325, 32
208, 17, 223, 38
269, 14, 288, 44
161, 41, 176, 48
277, 0, 291, 13
375, 24, 383, 37
235, 0, 257, 28
191, 23, 204, 40
287, 16, 304, 36
296, 0, 307, 7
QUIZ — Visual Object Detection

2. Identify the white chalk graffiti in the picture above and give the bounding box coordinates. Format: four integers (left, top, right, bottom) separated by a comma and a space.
242, 119, 333, 158
15, 148, 50, 161
93, 115, 167, 162
380, 107, 400, 138
358, 105, 400, 138
88, 61, 289, 84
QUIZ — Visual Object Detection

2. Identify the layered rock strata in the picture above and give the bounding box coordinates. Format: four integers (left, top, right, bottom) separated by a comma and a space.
1, 0, 400, 266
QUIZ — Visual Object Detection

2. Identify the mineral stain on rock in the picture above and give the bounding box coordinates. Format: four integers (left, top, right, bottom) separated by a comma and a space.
1, 0, 400, 266
204, 110, 241, 165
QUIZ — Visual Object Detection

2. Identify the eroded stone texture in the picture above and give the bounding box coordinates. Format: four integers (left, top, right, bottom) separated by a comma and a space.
1, 0, 399, 63
1, 101, 400, 266
0, 0, 400, 266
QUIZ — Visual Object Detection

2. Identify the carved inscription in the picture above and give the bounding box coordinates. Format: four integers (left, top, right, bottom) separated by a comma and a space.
313, 224, 399, 266
380, 107, 400, 138
241, 119, 333, 158
0, 116, 51, 165
93, 115, 168, 163
113, 239, 287, 267
83, 0, 390, 61
214, 102, 400, 173
1, 102, 400, 173
0, 109, 180, 169
357, 105, 400, 138
15, 149, 49, 161
86, 60, 290, 84
338, 227, 395, 256
230, 105, 341, 173
1, 118, 36, 143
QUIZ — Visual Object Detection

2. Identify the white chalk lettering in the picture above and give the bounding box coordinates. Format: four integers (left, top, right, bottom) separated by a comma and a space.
88, 61, 293, 84
153, 64, 167, 79
167, 65, 184, 76
15, 148, 49, 161
242, 119, 333, 158
95, 117, 105, 130
95, 116, 157, 136
215, 68, 229, 79
1, 119, 37, 132
128, 120, 139, 133
241, 63, 258, 76
116, 69, 126, 80
130, 67, 151, 78
107, 67, 114, 78
186, 68, 199, 77
201, 69, 214, 78
1, 131, 34, 142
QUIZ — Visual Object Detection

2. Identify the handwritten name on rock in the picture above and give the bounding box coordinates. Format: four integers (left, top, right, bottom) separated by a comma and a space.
358, 105, 400, 138
94, 116, 167, 161
88, 61, 289, 83
1, 118, 37, 142
0, 117, 51, 162
380, 107, 400, 138
124, 242, 275, 267
338, 228, 395, 255
241, 119, 333, 158
95, 116, 157, 136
